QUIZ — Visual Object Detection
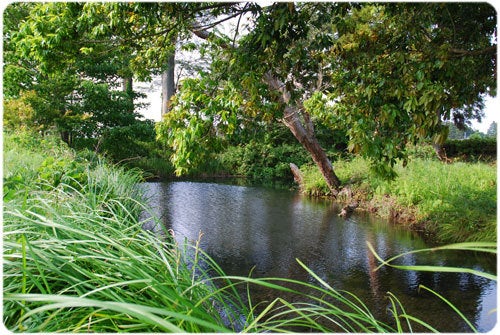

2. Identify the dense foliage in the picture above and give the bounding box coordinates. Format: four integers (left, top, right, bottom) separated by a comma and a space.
443, 138, 497, 161
155, 2, 496, 185
3, 3, 155, 163
2, 131, 246, 332
4, 2, 496, 187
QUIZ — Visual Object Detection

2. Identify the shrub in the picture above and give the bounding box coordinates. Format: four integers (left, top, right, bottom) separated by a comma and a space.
3, 90, 60, 131
443, 138, 496, 161
299, 164, 332, 196
216, 141, 312, 182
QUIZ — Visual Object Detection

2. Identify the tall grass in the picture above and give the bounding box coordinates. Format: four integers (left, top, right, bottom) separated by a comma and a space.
372, 158, 497, 242
300, 154, 496, 243
3, 169, 250, 332
3, 132, 495, 332
3, 131, 247, 332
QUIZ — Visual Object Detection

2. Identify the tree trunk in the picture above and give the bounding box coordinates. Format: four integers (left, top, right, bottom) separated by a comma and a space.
433, 115, 450, 162
122, 76, 134, 113
190, 25, 342, 195
283, 104, 341, 195
264, 72, 341, 195
161, 52, 176, 117
289, 162, 304, 186
122, 77, 133, 95
432, 142, 449, 162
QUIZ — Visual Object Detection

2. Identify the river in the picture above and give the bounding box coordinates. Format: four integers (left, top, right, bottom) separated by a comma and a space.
140, 181, 496, 332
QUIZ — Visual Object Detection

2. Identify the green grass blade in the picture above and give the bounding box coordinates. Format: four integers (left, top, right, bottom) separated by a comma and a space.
367, 241, 497, 281
418, 285, 478, 332
8, 294, 184, 332
398, 314, 440, 333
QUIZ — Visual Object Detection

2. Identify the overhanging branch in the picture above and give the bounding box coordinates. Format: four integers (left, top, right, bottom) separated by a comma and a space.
449, 45, 496, 58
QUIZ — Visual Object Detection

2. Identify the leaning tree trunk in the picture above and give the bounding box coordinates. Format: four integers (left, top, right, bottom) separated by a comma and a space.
282, 104, 341, 195
264, 72, 341, 196
190, 26, 342, 195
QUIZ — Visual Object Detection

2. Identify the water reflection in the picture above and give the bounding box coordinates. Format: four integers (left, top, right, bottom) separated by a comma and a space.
140, 181, 496, 332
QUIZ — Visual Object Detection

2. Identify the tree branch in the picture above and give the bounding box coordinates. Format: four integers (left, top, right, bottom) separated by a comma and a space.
191, 11, 247, 33
449, 45, 496, 58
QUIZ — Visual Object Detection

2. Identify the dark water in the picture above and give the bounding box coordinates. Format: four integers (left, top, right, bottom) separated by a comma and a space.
140, 181, 497, 332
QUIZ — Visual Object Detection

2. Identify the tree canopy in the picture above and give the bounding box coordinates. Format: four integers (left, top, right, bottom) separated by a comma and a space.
4, 2, 496, 189
158, 2, 496, 185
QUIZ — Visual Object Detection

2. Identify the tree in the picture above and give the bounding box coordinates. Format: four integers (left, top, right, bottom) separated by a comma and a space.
5, 2, 147, 151
486, 121, 497, 138
8, 2, 496, 192
445, 121, 474, 140
307, 3, 496, 173
3, 2, 35, 99
157, 2, 496, 191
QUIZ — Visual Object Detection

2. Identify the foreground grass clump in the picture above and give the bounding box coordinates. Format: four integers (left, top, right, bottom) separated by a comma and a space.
3, 132, 246, 332
300, 154, 496, 243
3, 186, 244, 332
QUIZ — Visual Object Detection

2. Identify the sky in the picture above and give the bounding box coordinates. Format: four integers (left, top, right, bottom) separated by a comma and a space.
473, 96, 499, 133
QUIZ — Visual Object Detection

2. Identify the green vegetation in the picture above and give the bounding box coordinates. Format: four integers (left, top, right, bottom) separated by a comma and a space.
3, 131, 246, 332
6, 2, 496, 192
300, 151, 496, 243
4, 132, 495, 333
3, 1, 497, 331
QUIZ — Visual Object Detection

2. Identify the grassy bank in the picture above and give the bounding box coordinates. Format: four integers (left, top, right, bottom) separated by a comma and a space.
3, 132, 495, 332
300, 153, 497, 243
3, 131, 248, 332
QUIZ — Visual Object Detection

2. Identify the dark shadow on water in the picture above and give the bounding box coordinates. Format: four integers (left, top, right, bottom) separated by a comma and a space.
139, 181, 497, 332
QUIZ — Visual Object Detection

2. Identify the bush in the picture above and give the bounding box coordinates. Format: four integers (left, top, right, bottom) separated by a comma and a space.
299, 164, 332, 196
3, 90, 60, 131
216, 141, 312, 182
443, 138, 496, 161
3, 131, 96, 200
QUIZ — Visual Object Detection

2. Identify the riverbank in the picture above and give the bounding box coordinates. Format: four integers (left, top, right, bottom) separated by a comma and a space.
299, 154, 497, 244
3, 131, 496, 332
2, 131, 248, 332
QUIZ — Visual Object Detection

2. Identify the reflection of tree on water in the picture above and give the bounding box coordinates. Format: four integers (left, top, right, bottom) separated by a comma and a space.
366, 231, 385, 313
140, 181, 496, 332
